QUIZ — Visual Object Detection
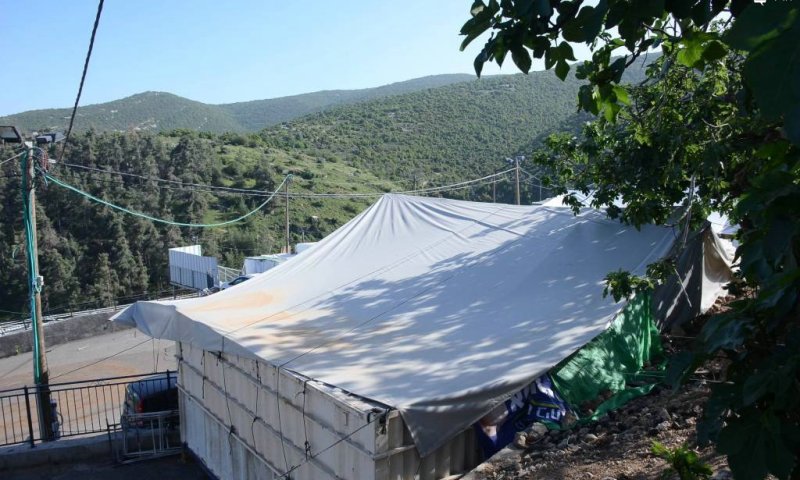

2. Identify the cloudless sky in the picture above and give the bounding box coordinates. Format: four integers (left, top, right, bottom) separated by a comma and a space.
0, 0, 592, 116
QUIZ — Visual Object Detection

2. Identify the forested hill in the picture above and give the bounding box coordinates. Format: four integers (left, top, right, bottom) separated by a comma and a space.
0, 74, 475, 134
0, 92, 243, 134
221, 74, 476, 130
0, 59, 649, 320
257, 59, 649, 182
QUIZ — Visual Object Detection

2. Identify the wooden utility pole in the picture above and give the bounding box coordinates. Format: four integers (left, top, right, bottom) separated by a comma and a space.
23, 146, 55, 440
514, 157, 521, 206
284, 177, 291, 254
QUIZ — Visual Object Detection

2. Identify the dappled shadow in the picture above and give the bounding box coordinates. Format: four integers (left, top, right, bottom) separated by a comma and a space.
130, 195, 676, 454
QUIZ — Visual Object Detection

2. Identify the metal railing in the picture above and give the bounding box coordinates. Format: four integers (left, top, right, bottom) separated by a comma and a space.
0, 289, 199, 336
0, 371, 175, 447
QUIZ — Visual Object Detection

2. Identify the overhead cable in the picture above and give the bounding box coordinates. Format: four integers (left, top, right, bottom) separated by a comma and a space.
0, 151, 26, 167
60, 162, 515, 198
42, 171, 290, 228
59, 0, 105, 161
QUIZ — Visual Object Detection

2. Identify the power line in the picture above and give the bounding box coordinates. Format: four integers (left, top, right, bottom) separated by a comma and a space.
0, 150, 25, 167
59, 0, 105, 162
54, 167, 265, 197
42, 171, 290, 228
59, 161, 515, 198
51, 338, 151, 380
59, 162, 272, 196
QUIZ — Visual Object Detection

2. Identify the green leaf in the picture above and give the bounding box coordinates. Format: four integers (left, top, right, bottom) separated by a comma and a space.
676, 38, 704, 67
511, 46, 532, 73
474, 51, 487, 77
702, 40, 728, 62
558, 41, 577, 61
743, 18, 800, 121
555, 59, 570, 80
532, 0, 553, 17
470, 0, 487, 17
613, 85, 630, 105
785, 104, 800, 144
666, 0, 694, 19
665, 350, 696, 389
725, 2, 796, 51
691, 0, 712, 26
699, 313, 749, 352
563, 1, 608, 43
719, 412, 797, 480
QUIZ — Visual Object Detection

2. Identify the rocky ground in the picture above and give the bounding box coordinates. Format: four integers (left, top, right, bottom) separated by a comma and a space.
468, 299, 740, 480
490, 383, 731, 480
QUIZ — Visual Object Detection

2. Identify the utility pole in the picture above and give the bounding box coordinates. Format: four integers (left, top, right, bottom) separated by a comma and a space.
514, 157, 521, 206
23, 145, 55, 441
492, 169, 497, 203
284, 176, 291, 254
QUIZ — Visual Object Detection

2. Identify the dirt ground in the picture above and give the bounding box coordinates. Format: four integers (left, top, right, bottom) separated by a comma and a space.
504, 383, 730, 479
480, 299, 740, 480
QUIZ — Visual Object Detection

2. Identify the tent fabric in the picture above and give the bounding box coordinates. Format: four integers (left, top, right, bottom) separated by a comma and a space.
114, 194, 723, 457
551, 291, 663, 422
652, 227, 734, 330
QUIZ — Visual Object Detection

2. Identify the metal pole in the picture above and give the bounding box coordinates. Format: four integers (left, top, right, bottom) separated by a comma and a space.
514, 157, 521, 206
23, 147, 55, 441
492, 169, 497, 203
284, 177, 291, 254
23, 385, 35, 448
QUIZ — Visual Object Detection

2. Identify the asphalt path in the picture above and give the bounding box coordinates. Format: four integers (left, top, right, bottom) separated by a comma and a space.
0, 329, 175, 390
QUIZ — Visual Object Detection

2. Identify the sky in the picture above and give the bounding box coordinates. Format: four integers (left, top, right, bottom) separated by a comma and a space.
0, 0, 593, 116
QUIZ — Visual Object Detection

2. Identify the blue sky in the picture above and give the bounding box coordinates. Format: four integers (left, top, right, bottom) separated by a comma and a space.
0, 0, 592, 116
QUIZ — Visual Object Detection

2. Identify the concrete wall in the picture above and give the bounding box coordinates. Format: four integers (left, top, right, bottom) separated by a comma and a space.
0, 312, 130, 359
178, 342, 481, 480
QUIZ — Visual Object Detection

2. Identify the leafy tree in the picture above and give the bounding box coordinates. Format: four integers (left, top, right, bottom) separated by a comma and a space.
460, 1, 799, 478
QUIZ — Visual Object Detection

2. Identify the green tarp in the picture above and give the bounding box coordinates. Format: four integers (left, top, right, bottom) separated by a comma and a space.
550, 291, 664, 423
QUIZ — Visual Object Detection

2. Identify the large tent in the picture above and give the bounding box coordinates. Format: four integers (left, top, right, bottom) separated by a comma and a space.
115, 194, 731, 457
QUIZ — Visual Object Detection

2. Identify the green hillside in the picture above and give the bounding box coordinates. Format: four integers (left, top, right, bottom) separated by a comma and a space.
0, 92, 244, 134
0, 75, 475, 134
0, 60, 650, 319
258, 59, 649, 185
260, 72, 585, 183
221, 74, 476, 130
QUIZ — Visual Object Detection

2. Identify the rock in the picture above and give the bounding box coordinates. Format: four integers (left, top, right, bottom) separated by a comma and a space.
558, 436, 571, 449
711, 470, 733, 480
579, 427, 590, 436
527, 422, 549, 438
656, 407, 671, 423
549, 429, 561, 438
561, 410, 579, 428
584, 433, 599, 443
655, 421, 671, 432
514, 431, 527, 449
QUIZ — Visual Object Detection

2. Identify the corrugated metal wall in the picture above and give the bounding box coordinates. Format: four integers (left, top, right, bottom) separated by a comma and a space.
177, 342, 481, 480
168, 246, 219, 290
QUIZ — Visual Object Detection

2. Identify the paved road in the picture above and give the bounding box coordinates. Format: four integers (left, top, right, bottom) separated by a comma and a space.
0, 329, 176, 390
6, 455, 209, 480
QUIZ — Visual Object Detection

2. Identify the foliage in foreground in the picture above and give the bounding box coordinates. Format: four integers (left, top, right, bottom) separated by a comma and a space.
652, 441, 713, 480
460, 1, 800, 478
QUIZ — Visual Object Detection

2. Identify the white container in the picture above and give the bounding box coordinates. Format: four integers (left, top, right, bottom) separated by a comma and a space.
177, 342, 481, 480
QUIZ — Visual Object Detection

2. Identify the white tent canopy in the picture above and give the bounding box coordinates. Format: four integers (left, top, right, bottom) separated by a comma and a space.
115, 194, 727, 456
